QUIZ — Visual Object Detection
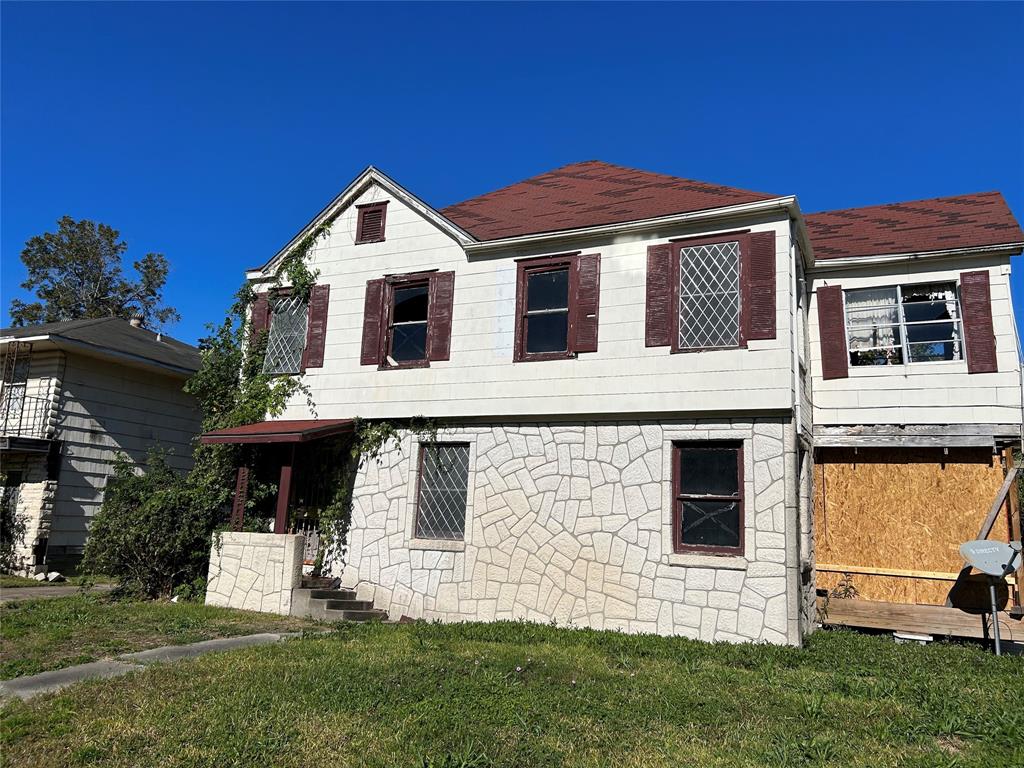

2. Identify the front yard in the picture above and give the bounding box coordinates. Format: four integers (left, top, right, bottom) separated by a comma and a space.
2, 613, 1021, 767
0, 594, 321, 679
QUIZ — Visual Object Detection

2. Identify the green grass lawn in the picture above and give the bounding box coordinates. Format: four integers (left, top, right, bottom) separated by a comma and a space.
2, 620, 1021, 768
0, 594, 321, 679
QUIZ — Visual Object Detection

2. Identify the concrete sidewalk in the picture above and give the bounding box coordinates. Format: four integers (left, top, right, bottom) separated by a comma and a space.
0, 631, 305, 700
0, 584, 114, 603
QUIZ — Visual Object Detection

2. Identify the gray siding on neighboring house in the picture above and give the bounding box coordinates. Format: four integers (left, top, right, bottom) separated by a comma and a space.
47, 353, 201, 561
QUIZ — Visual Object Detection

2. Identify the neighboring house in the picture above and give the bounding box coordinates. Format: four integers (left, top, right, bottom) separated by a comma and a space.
204, 161, 1023, 645
0, 317, 202, 573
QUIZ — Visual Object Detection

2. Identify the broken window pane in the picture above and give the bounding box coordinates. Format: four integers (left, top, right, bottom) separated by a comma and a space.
681, 500, 741, 549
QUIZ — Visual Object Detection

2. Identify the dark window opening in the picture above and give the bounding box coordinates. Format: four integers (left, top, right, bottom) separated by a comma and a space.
388, 282, 429, 363
523, 267, 570, 356
673, 442, 744, 554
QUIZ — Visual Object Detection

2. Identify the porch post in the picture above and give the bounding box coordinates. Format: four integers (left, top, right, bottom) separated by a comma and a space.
274, 445, 295, 534
230, 466, 250, 531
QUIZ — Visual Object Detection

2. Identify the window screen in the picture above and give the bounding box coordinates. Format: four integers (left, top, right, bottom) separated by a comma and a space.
674, 442, 743, 553
679, 240, 741, 349
263, 294, 308, 374
415, 443, 470, 540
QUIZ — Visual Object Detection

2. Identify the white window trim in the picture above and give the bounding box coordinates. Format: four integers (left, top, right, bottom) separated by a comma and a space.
404, 433, 478, 551
844, 280, 965, 368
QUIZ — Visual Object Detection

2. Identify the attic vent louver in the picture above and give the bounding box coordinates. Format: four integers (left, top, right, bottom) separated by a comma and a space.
356, 201, 388, 244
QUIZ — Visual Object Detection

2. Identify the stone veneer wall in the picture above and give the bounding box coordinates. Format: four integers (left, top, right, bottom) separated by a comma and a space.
5, 454, 56, 574
206, 532, 303, 615
340, 417, 807, 645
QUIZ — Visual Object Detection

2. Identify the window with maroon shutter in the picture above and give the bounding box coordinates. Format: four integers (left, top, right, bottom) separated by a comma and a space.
355, 201, 388, 244
359, 271, 456, 368
816, 284, 848, 379
960, 270, 998, 373
302, 284, 331, 369
513, 252, 601, 362
672, 232, 748, 352
744, 231, 777, 341
249, 292, 271, 341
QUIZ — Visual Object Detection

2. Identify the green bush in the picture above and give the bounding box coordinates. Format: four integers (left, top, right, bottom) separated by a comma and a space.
81, 451, 216, 598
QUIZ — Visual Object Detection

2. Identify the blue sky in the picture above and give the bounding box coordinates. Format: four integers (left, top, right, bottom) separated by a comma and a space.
2, 1, 1022, 344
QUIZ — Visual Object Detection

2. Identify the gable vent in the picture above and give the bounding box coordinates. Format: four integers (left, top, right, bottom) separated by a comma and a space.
356, 201, 388, 244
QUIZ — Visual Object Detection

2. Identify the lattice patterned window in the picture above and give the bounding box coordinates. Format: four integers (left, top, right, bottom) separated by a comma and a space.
673, 442, 743, 554
415, 443, 470, 540
679, 240, 741, 349
845, 282, 963, 366
263, 294, 308, 374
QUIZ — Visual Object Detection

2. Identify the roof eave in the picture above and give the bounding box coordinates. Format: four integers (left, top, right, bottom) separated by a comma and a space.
461, 196, 802, 254
249, 166, 477, 280
0, 333, 198, 377
808, 241, 1024, 272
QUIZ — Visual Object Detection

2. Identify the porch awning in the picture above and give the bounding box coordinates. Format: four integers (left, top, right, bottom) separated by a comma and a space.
199, 419, 355, 445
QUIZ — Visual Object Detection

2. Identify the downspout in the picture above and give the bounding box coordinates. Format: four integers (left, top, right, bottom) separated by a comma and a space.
789, 221, 810, 642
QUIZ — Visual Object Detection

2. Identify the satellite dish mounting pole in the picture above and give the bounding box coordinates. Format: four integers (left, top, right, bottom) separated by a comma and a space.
988, 576, 1003, 656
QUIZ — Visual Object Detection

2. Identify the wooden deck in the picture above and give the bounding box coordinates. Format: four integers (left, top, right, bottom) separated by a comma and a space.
818, 596, 1024, 642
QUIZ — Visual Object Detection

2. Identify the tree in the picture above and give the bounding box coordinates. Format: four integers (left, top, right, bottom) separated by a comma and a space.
8, 216, 180, 328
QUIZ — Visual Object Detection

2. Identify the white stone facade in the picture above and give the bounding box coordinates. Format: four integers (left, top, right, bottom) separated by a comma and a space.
4, 454, 56, 574
206, 532, 303, 615
340, 417, 808, 645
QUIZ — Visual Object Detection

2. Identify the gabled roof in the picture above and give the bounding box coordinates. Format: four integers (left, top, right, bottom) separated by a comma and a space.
0, 317, 201, 375
441, 161, 779, 241
805, 191, 1024, 260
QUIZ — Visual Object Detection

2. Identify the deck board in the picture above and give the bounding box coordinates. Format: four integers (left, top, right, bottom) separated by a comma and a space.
817, 597, 1024, 641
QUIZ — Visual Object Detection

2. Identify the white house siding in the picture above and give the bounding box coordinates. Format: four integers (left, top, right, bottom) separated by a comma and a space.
808, 254, 1022, 426
46, 353, 201, 563
339, 417, 806, 646
272, 182, 797, 422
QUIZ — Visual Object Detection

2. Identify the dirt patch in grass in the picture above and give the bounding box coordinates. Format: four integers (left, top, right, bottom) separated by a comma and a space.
2, 622, 1021, 767
0, 593, 322, 679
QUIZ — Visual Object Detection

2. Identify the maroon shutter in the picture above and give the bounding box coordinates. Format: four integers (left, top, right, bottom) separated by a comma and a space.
249, 292, 270, 342
360, 279, 385, 365
744, 232, 776, 341
961, 270, 998, 373
356, 202, 388, 243
646, 244, 673, 347
427, 271, 455, 361
301, 284, 330, 370
574, 253, 601, 353
816, 285, 848, 380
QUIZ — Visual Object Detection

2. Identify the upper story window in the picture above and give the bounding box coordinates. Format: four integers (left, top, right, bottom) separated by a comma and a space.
677, 239, 741, 350
672, 441, 744, 555
415, 442, 471, 541
514, 253, 601, 362
355, 201, 388, 244
360, 271, 455, 368
388, 278, 430, 365
263, 294, 309, 375
845, 282, 963, 366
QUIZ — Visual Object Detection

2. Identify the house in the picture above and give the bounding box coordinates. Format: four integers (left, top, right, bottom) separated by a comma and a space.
0, 317, 202, 573
203, 161, 1023, 645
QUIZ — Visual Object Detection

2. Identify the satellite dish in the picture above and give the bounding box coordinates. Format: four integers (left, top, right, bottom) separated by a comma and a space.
959, 540, 1022, 578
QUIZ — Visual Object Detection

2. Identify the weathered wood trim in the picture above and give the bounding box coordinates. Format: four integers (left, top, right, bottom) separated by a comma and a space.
814, 424, 1021, 438
814, 435, 996, 448
818, 596, 1024, 641
817, 562, 1017, 586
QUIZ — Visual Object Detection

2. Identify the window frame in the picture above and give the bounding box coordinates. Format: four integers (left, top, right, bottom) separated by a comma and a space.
355, 201, 388, 244
843, 281, 965, 368
670, 231, 749, 354
379, 271, 436, 369
262, 288, 309, 376
413, 441, 471, 542
671, 440, 745, 556
514, 252, 579, 363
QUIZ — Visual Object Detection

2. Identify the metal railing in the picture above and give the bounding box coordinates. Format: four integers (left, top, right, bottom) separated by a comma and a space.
0, 392, 53, 439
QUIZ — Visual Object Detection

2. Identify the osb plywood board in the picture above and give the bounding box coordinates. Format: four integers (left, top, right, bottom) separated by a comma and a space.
814, 447, 1008, 605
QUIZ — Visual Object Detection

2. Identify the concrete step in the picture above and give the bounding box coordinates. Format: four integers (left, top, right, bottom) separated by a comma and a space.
309, 589, 357, 601
322, 598, 374, 611
300, 576, 337, 590
317, 607, 389, 622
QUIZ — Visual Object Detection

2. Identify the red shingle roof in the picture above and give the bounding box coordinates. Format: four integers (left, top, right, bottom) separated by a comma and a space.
441, 160, 778, 241
805, 192, 1024, 260
200, 419, 354, 444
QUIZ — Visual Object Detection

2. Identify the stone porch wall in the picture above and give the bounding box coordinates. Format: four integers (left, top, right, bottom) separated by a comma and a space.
340, 417, 805, 645
205, 532, 303, 615
4, 453, 56, 574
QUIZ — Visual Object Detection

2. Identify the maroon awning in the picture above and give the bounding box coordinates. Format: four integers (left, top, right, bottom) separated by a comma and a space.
199, 419, 355, 445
